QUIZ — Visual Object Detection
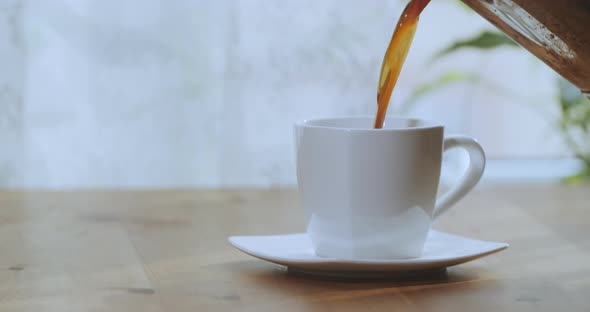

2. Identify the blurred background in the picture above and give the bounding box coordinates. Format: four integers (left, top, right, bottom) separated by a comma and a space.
0, 0, 587, 189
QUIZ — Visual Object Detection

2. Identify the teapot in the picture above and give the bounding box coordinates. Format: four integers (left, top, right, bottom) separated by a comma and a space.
462, 0, 590, 99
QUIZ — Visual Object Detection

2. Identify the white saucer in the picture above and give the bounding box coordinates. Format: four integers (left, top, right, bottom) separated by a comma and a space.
229, 230, 508, 276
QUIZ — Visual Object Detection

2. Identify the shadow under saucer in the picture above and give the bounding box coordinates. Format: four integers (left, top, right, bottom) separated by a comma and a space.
286, 266, 449, 282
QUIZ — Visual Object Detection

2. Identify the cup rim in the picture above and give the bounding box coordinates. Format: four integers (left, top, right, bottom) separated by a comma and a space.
296, 116, 443, 131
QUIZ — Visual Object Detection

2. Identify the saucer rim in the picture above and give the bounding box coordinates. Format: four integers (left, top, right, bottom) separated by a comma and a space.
228, 230, 508, 268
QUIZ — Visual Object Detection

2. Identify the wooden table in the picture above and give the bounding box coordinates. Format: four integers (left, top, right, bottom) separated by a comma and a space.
0, 185, 589, 311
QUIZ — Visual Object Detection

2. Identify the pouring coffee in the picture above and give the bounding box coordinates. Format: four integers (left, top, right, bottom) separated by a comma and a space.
374, 0, 589, 127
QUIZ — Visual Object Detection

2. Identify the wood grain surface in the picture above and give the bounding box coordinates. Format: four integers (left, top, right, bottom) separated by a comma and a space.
0, 185, 588, 311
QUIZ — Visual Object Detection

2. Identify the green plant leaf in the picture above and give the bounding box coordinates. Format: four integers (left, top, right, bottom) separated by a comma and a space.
432, 31, 519, 61
398, 72, 480, 113
563, 169, 590, 184
556, 77, 590, 183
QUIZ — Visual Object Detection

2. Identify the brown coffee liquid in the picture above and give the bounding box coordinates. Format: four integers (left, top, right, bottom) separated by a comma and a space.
374, 0, 430, 129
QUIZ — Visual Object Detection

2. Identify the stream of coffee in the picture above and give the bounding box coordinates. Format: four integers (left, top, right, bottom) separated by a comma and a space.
374, 0, 431, 129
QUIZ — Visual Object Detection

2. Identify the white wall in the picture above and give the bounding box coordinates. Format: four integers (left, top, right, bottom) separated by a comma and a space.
0, 0, 23, 186
0, 0, 572, 188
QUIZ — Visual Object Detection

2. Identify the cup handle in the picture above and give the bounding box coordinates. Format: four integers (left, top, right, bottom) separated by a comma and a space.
433, 135, 486, 219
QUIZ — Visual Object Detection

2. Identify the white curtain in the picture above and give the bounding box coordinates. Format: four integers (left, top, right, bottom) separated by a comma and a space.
0, 0, 565, 188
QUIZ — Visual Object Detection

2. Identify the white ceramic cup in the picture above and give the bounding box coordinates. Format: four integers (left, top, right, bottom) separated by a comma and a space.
295, 117, 485, 259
